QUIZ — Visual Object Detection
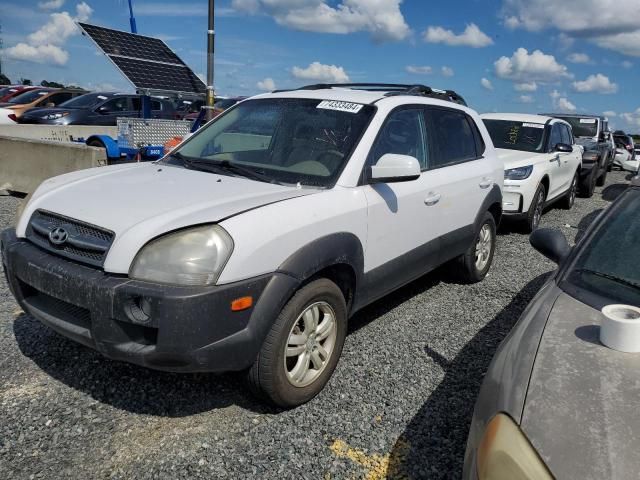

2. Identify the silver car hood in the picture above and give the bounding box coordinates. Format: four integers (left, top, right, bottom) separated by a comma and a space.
522, 291, 640, 479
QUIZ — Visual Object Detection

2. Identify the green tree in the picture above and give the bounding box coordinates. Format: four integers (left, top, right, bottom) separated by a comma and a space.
0, 73, 11, 85
19, 78, 32, 86
41, 80, 65, 88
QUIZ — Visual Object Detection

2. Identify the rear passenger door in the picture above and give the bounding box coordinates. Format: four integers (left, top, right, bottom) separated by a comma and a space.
424, 106, 494, 263
546, 123, 567, 199
558, 122, 580, 191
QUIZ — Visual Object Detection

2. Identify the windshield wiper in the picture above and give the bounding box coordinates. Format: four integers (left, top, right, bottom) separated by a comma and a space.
170, 152, 282, 185
575, 268, 640, 290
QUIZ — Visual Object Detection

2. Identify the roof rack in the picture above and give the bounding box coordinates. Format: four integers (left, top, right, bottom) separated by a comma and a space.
275, 83, 467, 106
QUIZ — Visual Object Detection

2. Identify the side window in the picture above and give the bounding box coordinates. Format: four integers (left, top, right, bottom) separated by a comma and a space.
370, 108, 428, 170
428, 108, 477, 168
131, 97, 141, 111
151, 100, 161, 111
45, 92, 72, 106
560, 124, 572, 145
103, 97, 130, 112
549, 124, 563, 151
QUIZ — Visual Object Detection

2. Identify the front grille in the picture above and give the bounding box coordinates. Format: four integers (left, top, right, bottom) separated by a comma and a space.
25, 210, 115, 268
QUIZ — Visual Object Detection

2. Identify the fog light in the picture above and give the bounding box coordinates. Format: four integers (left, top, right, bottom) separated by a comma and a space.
126, 296, 152, 324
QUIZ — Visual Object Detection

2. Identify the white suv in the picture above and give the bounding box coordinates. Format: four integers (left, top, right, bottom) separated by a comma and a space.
482, 113, 582, 232
2, 84, 503, 407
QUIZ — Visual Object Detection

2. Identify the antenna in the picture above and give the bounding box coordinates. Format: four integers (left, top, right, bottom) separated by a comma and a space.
127, 0, 138, 34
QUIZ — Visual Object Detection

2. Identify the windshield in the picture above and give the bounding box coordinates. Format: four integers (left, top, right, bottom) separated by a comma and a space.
567, 192, 640, 306
555, 116, 598, 138
59, 93, 108, 109
168, 98, 375, 187
483, 119, 546, 153
8, 89, 51, 104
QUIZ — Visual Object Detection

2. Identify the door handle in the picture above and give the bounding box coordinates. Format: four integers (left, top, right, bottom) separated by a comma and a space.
424, 193, 441, 206
479, 178, 492, 189
549, 155, 560, 163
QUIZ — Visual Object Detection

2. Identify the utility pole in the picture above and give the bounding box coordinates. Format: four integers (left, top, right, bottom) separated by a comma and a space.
0, 22, 4, 77
127, 0, 138, 34
205, 0, 215, 120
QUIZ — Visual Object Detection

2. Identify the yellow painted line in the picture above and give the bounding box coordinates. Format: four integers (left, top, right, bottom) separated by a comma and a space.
329, 437, 410, 480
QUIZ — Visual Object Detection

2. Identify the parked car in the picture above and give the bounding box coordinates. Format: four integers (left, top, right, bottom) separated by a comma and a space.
482, 113, 582, 232
0, 85, 39, 103
19, 92, 176, 126
464, 175, 640, 479
541, 113, 614, 197
613, 130, 635, 158
613, 137, 640, 173
0, 87, 87, 123
2, 83, 502, 407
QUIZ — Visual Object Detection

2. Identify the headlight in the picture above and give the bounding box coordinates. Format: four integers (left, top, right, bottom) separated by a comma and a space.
130, 225, 233, 286
42, 112, 69, 120
476, 414, 553, 480
505, 165, 533, 180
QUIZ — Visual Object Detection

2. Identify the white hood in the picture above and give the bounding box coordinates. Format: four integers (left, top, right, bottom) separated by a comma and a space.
18, 163, 317, 273
496, 148, 545, 169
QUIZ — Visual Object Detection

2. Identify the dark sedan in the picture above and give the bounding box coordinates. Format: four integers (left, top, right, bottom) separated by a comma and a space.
464, 175, 640, 479
20, 92, 176, 125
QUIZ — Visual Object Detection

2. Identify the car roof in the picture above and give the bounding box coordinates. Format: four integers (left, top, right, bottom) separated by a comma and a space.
541, 112, 605, 120
481, 113, 554, 124
253, 83, 467, 107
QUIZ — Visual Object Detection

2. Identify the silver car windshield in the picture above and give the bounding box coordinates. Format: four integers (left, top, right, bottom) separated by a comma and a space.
168, 98, 375, 187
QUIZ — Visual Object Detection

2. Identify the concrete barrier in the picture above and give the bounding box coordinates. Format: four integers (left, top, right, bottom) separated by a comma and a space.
0, 124, 117, 143
0, 136, 107, 195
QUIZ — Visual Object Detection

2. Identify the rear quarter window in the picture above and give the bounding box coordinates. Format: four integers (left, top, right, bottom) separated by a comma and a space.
428, 107, 479, 168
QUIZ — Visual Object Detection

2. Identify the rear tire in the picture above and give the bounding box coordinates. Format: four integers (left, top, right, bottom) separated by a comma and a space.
596, 166, 608, 186
246, 278, 347, 408
86, 139, 106, 149
453, 212, 496, 284
559, 172, 578, 210
524, 183, 546, 233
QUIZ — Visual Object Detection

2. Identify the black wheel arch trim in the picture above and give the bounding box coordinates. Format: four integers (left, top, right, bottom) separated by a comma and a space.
474, 183, 502, 231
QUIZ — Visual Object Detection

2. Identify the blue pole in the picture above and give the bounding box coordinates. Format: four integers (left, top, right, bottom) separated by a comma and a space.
128, 0, 137, 33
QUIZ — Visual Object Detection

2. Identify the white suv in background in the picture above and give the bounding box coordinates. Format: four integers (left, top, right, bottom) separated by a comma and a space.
481, 113, 582, 232
3, 84, 503, 407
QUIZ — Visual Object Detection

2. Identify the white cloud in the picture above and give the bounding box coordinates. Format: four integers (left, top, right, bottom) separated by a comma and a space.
519, 95, 534, 103
291, 62, 350, 83
501, 0, 640, 57
135, 3, 236, 17
622, 60, 633, 68
257, 77, 276, 91
549, 90, 576, 112
441, 66, 454, 77
567, 53, 591, 64
494, 48, 571, 83
572, 73, 618, 94
38, 0, 65, 9
406, 65, 432, 75
4, 43, 69, 65
514, 81, 537, 92
481, 77, 493, 90
603, 111, 617, 117
423, 23, 493, 48
232, 0, 411, 42
5, 2, 92, 65
620, 109, 640, 129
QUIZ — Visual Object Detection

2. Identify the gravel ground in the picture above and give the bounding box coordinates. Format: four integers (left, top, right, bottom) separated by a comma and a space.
0, 171, 632, 479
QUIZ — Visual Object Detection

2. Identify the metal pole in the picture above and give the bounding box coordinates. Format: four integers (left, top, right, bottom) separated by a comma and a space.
128, 0, 137, 34
206, 0, 215, 121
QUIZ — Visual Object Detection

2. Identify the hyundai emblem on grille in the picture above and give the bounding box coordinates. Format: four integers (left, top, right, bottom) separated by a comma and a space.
49, 227, 69, 246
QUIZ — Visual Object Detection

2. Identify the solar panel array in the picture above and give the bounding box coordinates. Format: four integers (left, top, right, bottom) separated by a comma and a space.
78, 22, 206, 95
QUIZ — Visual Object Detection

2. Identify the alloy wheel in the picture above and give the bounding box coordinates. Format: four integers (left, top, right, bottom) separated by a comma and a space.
475, 223, 493, 272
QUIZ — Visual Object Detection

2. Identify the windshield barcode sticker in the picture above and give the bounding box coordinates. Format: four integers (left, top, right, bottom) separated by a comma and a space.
522, 123, 545, 129
580, 119, 597, 124
317, 100, 364, 114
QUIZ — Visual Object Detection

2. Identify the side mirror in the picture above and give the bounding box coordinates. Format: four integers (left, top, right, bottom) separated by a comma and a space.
530, 228, 571, 264
45, 102, 55, 108
97, 106, 110, 114
370, 154, 421, 183
555, 143, 572, 153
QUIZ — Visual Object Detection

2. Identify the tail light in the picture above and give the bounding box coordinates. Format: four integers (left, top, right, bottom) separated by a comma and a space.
8, 114, 17, 123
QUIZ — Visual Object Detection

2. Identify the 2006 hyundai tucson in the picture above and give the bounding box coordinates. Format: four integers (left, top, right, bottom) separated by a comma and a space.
2, 84, 503, 407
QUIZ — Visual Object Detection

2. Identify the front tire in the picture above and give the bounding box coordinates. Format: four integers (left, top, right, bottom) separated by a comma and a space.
596, 165, 608, 186
453, 212, 496, 283
247, 278, 347, 408
525, 183, 546, 233
559, 172, 578, 210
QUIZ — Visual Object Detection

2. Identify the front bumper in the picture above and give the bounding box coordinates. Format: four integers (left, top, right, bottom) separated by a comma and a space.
1, 228, 299, 372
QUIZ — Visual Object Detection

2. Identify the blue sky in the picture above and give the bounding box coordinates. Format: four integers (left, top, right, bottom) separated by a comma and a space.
2, 0, 640, 131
